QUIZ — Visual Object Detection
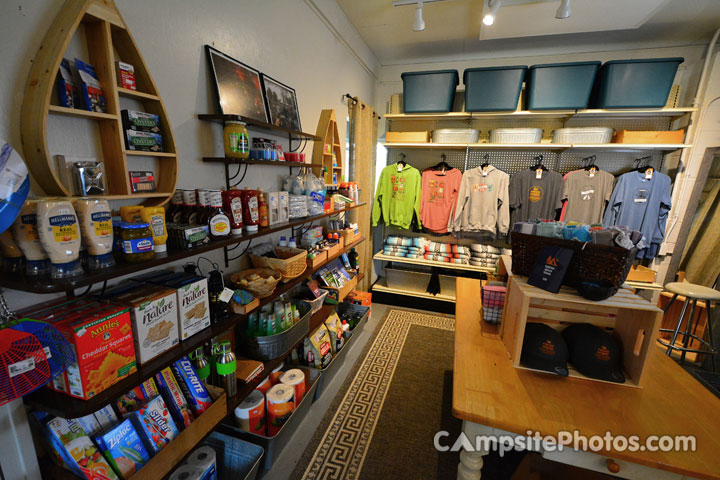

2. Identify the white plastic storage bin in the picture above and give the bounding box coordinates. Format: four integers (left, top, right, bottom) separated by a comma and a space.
552, 127, 613, 144
489, 128, 543, 144
432, 128, 480, 144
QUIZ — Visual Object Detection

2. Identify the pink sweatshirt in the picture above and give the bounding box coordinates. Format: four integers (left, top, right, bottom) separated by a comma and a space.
420, 169, 462, 233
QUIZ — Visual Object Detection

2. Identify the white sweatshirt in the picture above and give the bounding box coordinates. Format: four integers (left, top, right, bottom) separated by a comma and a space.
449, 166, 510, 234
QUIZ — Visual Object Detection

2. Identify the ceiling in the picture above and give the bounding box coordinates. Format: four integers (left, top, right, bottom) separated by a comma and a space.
336, 0, 720, 65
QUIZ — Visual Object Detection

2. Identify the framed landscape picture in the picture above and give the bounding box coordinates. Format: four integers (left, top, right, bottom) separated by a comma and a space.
205, 45, 267, 122
261, 74, 301, 131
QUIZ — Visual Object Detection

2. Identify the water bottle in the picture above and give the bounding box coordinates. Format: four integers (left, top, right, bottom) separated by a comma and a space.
189, 347, 211, 387
216, 341, 237, 397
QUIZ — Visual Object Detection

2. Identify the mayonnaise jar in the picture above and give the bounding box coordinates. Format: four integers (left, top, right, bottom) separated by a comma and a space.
37, 199, 83, 279
74, 198, 115, 270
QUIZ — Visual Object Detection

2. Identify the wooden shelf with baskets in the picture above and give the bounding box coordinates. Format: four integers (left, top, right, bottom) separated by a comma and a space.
21, 0, 178, 205
312, 109, 344, 184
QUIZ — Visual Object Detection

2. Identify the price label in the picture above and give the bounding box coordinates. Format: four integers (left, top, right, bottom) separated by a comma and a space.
536, 169, 543, 179
219, 287, 234, 303
8, 358, 35, 378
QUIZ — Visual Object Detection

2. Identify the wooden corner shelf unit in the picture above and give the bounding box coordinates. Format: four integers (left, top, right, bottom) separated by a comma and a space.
21, 0, 178, 205
312, 109, 344, 184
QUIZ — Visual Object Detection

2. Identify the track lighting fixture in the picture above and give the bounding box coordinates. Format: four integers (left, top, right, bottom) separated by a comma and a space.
482, 0, 502, 26
413, 1, 425, 31
555, 0, 571, 19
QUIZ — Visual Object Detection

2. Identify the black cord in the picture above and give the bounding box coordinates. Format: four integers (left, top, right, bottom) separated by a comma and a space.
100, 280, 107, 296
228, 164, 243, 181
228, 239, 253, 262
231, 164, 249, 187
78, 284, 93, 296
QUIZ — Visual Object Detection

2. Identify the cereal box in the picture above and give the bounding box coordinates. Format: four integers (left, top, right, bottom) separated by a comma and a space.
76, 405, 118, 437
127, 395, 179, 454
164, 275, 210, 340
155, 367, 194, 429
45, 416, 119, 480
113, 286, 179, 364
115, 378, 159, 415
55, 304, 137, 400
171, 356, 212, 416
94, 419, 150, 479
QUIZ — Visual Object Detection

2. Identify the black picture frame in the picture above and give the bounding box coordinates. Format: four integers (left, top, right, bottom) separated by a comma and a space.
205, 45, 267, 122
260, 74, 301, 132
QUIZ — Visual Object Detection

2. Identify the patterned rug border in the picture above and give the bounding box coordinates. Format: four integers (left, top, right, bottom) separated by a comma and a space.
299, 309, 454, 480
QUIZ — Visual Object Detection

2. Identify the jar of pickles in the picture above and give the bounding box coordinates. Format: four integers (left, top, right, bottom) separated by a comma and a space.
120, 222, 155, 263
224, 121, 249, 159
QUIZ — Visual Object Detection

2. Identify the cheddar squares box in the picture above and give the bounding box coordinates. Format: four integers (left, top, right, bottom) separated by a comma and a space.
94, 418, 150, 479
127, 395, 179, 454
112, 286, 179, 364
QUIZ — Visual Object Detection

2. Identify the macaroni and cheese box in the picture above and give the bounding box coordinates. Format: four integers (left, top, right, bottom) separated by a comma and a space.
127, 395, 179, 454
94, 419, 150, 479
55, 305, 137, 400
155, 367, 194, 429
171, 356, 212, 416
45, 416, 119, 480
115, 378, 159, 415
164, 275, 210, 340
113, 286, 179, 365
76, 405, 118, 437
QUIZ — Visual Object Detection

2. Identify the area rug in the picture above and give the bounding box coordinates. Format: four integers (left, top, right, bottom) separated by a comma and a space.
292, 309, 460, 480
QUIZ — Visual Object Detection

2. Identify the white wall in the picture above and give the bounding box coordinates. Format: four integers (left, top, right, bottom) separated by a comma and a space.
0, 0, 378, 311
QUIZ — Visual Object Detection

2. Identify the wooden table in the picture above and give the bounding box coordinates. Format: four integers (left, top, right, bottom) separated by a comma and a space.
453, 277, 720, 480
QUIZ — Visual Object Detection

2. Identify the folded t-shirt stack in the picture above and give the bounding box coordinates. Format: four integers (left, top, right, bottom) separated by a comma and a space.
470, 244, 500, 268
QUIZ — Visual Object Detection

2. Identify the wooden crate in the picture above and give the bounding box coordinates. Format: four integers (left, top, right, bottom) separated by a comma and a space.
500, 276, 662, 388
612, 129, 685, 144
386, 131, 430, 143
626, 265, 657, 283
307, 250, 328, 268
321, 275, 358, 304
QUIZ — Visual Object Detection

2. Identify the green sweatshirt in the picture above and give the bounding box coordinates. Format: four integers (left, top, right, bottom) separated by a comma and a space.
372, 163, 422, 229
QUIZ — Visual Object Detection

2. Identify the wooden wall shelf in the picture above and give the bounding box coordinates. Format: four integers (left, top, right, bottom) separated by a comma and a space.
198, 113, 321, 141
312, 109, 344, 184
21, 0, 178, 205
202, 157, 323, 168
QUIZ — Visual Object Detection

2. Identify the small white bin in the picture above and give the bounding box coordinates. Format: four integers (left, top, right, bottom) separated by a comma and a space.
552, 127, 613, 144
432, 128, 480, 144
489, 128, 543, 144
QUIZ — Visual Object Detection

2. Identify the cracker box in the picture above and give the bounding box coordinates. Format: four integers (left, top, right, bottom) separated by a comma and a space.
171, 356, 212, 416
164, 275, 210, 340
55, 305, 137, 400
278, 191, 290, 223
127, 395, 179, 455
115, 378, 159, 415
45, 417, 119, 480
125, 130, 163, 152
115, 61, 136, 91
155, 367, 194, 429
94, 419, 150, 479
76, 405, 118, 437
122, 109, 160, 133
113, 286, 179, 365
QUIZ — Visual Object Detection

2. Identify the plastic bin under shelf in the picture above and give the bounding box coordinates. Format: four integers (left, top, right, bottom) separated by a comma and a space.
204, 431, 264, 480
385, 264, 457, 297
220, 367, 321, 470
236, 301, 311, 361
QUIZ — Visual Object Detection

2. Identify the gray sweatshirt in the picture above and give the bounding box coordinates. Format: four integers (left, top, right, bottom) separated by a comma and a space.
450, 166, 510, 234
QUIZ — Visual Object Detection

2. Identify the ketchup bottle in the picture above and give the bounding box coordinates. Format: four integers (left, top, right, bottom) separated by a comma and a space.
222, 188, 244, 235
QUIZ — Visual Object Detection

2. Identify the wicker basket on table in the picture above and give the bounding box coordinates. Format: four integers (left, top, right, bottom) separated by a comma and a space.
250, 246, 307, 283
231, 269, 282, 298
510, 232, 636, 295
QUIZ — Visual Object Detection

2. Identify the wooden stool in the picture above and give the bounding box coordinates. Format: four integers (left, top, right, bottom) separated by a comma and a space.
658, 282, 720, 371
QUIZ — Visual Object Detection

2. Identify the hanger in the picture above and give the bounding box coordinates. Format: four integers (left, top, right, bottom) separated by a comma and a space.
634, 155, 654, 175
480, 154, 491, 169
529, 154, 547, 171
583, 155, 599, 173
432, 153, 451, 175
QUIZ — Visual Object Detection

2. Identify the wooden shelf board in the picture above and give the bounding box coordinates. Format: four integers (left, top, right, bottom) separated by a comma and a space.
1, 203, 366, 294
202, 157, 323, 167
573, 107, 696, 118
25, 236, 365, 418
572, 143, 692, 151
117, 87, 160, 101
385, 107, 696, 122
124, 150, 177, 157
385, 112, 472, 121
374, 251, 495, 273
373, 278, 456, 302
382, 142, 468, 150
48, 105, 118, 120
198, 113, 322, 141
384, 142, 690, 152
468, 143, 570, 151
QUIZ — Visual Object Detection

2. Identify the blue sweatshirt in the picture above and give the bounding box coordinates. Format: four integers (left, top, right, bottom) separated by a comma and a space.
603, 171, 672, 258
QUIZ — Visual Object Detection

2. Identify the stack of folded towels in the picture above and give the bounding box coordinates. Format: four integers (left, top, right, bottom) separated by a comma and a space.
425, 241, 470, 265
383, 235, 425, 259
470, 244, 501, 268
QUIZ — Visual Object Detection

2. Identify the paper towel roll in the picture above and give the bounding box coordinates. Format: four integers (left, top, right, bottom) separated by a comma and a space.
187, 446, 217, 480
168, 465, 205, 480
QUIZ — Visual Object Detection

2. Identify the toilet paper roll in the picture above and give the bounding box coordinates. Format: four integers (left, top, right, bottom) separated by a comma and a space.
168, 465, 204, 480
187, 446, 217, 480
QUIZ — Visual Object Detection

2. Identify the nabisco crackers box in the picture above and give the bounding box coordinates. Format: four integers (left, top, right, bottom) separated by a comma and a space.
164, 274, 210, 340
155, 367, 194, 429
55, 304, 137, 400
113, 286, 179, 364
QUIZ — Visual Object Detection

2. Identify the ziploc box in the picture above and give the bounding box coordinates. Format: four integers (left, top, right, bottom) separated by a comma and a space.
171, 356, 212, 416
115, 378, 159, 415
156, 367, 194, 429
55, 304, 137, 400
113, 285, 179, 365
127, 394, 179, 455
163, 274, 210, 340
76, 405, 118, 437
45, 416, 119, 480
94, 419, 150, 479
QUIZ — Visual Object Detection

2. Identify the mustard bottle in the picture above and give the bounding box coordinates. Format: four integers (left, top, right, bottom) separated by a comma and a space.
120, 205, 144, 223
141, 206, 168, 252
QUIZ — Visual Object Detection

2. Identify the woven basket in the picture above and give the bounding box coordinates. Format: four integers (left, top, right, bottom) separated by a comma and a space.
510, 232, 636, 295
250, 246, 307, 283
293, 287, 329, 315
230, 269, 281, 298
329, 229, 360, 246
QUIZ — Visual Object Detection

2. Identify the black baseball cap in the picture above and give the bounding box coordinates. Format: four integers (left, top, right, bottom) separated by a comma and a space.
520, 323, 569, 377
562, 323, 625, 384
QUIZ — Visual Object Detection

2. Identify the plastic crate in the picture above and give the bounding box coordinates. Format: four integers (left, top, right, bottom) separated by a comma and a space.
463, 66, 527, 112
204, 432, 264, 480
236, 302, 311, 361
401, 70, 459, 113
592, 58, 684, 108
552, 127, 613, 144
527, 61, 600, 110
489, 128, 542, 144
432, 128, 480, 144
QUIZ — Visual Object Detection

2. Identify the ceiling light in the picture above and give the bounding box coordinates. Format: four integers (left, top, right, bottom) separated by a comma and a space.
413, 1, 425, 31
482, 0, 502, 26
555, 0, 571, 19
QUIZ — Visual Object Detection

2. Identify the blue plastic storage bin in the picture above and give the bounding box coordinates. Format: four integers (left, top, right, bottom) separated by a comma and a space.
463, 66, 527, 112
204, 432, 264, 480
527, 61, 600, 110
592, 58, 684, 109
401, 70, 459, 113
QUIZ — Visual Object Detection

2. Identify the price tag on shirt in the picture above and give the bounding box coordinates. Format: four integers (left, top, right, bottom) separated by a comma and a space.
645, 170, 653, 180
219, 287, 234, 303
589, 167, 596, 178
482, 166, 489, 177
536, 169, 543, 179
397, 164, 403, 172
